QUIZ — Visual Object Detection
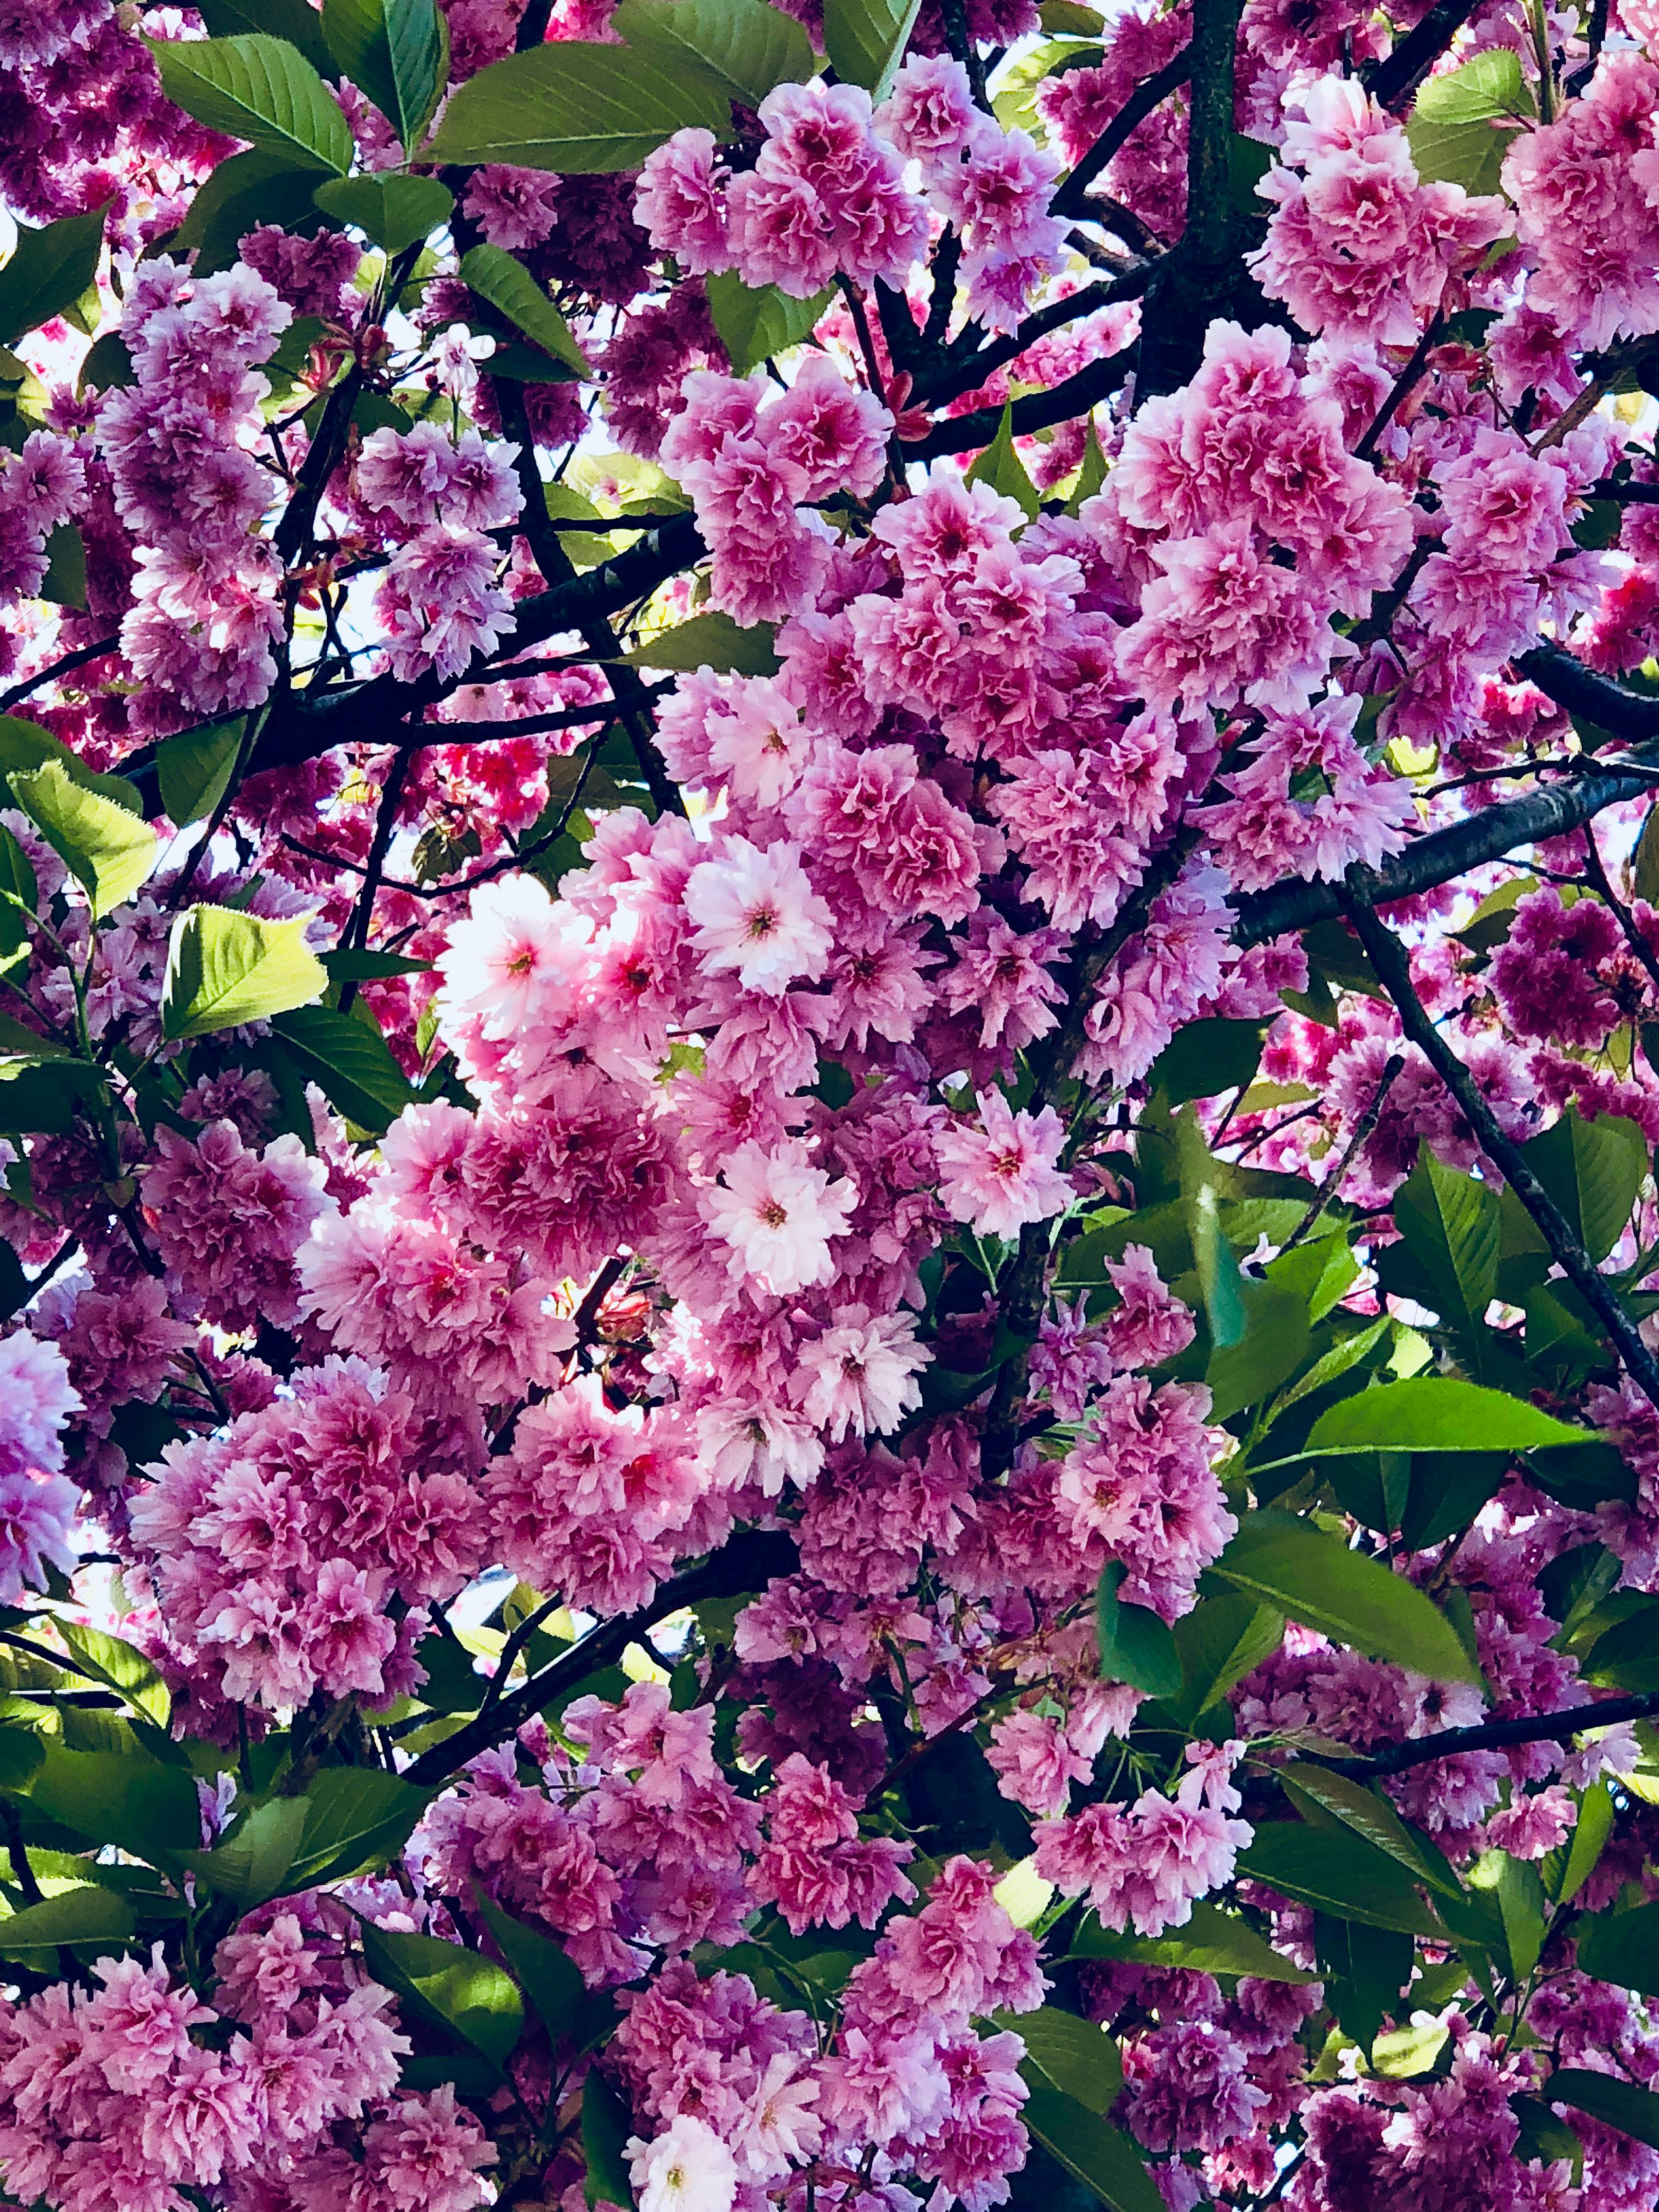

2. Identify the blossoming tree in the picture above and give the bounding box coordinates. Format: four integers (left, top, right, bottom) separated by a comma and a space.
14, 0, 1659, 2202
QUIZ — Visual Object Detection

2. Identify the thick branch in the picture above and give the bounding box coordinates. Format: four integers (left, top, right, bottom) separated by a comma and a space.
1348, 1690, 1659, 1776
1051, 47, 1193, 221
913, 265, 1155, 410
1361, 0, 1485, 108
1344, 885, 1659, 1414
1231, 741, 1659, 945
906, 345, 1137, 459
402, 1527, 799, 1787
1518, 641, 1659, 739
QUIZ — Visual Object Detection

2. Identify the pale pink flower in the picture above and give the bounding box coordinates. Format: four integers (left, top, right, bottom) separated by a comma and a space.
684, 836, 834, 995
935, 1092, 1074, 1240
627, 2114, 740, 2212
793, 1307, 932, 1441
701, 1139, 857, 1296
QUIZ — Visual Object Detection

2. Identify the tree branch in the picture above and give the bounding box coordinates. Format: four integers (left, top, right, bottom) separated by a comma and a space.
1361, 0, 1485, 107
1342, 883, 1659, 1414
249, 512, 705, 776
1347, 1690, 1659, 1776
913, 265, 1155, 411
906, 344, 1137, 459
1518, 642, 1659, 740
1051, 47, 1193, 221
402, 1528, 799, 1787
1231, 738, 1659, 945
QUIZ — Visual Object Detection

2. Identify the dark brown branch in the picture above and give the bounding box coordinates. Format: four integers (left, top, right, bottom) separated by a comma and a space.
1347, 1690, 1659, 1776
906, 344, 1137, 459
978, 835, 1195, 1481
1278, 1052, 1404, 1248
252, 512, 704, 775
340, 743, 415, 978
1052, 47, 1193, 220
402, 1528, 800, 1787
1361, 0, 1486, 107
1518, 642, 1659, 740
0, 637, 119, 713
914, 266, 1155, 410
1231, 740, 1659, 945
1343, 884, 1659, 1414
1355, 314, 1442, 462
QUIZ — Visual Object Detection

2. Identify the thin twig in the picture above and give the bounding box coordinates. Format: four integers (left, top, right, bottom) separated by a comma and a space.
1280, 1053, 1404, 1250
1344, 884, 1659, 1415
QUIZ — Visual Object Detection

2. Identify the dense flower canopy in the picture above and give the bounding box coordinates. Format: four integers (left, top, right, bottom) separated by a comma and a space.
12, 0, 1659, 2204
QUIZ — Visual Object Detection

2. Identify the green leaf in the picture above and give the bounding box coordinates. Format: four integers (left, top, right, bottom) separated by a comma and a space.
1064, 419, 1109, 516
1583, 1598, 1659, 1689
1552, 1781, 1614, 1905
1210, 1511, 1482, 1683
41, 523, 87, 611
1471, 1849, 1544, 1984
583, 2071, 638, 2209
426, 37, 731, 171
624, 612, 780, 675
162, 905, 327, 1040
157, 718, 244, 828
1393, 1141, 1499, 1344
0, 1885, 136, 1966
177, 1796, 309, 1908
1237, 1821, 1447, 1936
1302, 1377, 1590, 1458
0, 1726, 43, 1792
1278, 1762, 1463, 1897
1039, 0, 1101, 27
1010, 2008, 1122, 2114
321, 0, 446, 143
0, 1056, 110, 1137
145, 33, 354, 172
470, 1883, 585, 2042
823, 0, 922, 97
1190, 1182, 1245, 1348
196, 0, 337, 74
25, 1742, 201, 1855
1167, 1594, 1284, 1727
1406, 46, 1530, 196
320, 947, 432, 980
360, 1919, 524, 2073
1069, 1899, 1316, 1982
1548, 2069, 1659, 2151
1316, 1915, 1413, 2053
314, 172, 454, 252
612, 0, 814, 107
1207, 1281, 1311, 1425
705, 271, 833, 374
0, 714, 142, 813
174, 148, 332, 276
12, 760, 157, 919
270, 1002, 414, 1132
1576, 1898, 1659, 1997
460, 244, 591, 377
1521, 1110, 1646, 1265
0, 823, 35, 978
287, 1767, 430, 1888
1020, 2081, 1164, 2212
55, 1621, 170, 1726
965, 403, 1040, 522
1149, 1018, 1265, 1107
1635, 810, 1659, 909
1096, 1560, 1181, 1697
0, 204, 106, 349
